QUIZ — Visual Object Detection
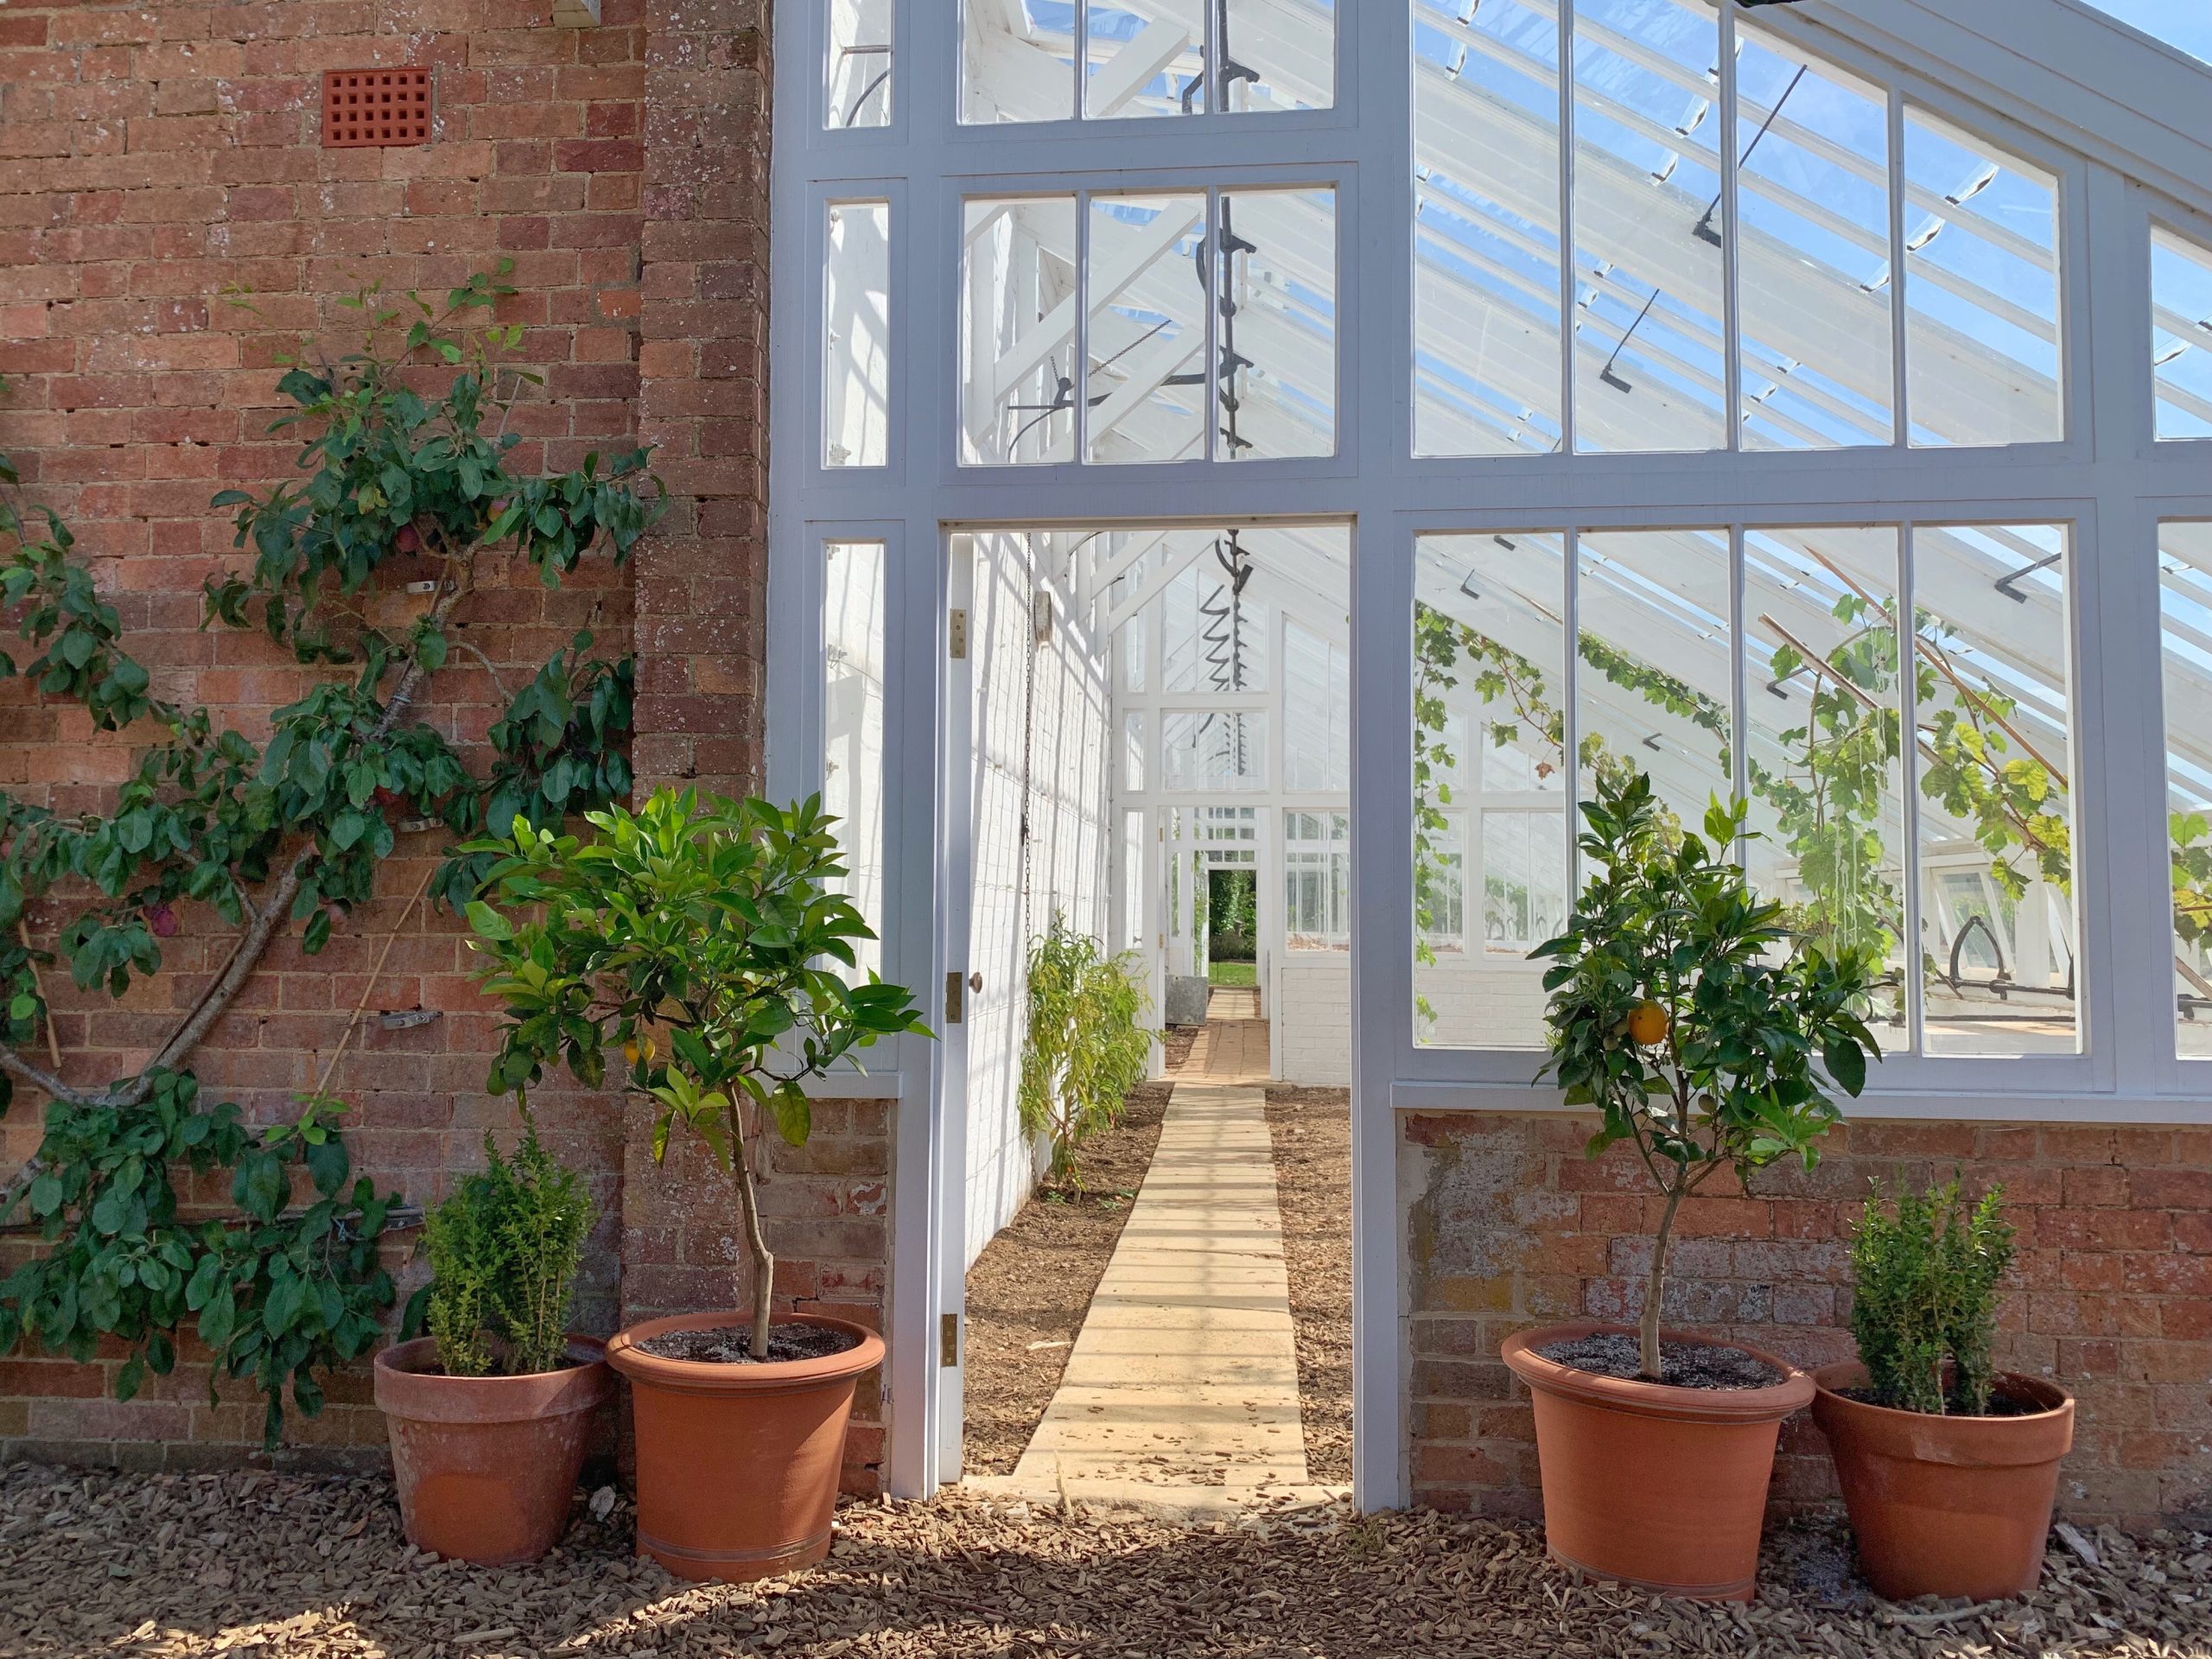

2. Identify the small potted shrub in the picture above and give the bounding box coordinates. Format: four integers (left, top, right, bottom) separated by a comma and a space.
372, 1110, 607, 1565
1503, 772, 1878, 1601
1813, 1179, 2074, 1601
465, 789, 927, 1583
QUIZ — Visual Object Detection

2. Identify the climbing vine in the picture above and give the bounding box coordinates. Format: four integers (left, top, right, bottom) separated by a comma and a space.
1415, 573, 2212, 1007
0, 264, 661, 1442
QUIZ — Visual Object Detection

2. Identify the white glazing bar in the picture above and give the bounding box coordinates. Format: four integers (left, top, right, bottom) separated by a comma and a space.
1556, 0, 1577, 455
1719, 0, 1743, 452
1898, 519, 1926, 1058
1729, 522, 1748, 835
1888, 86, 1910, 448
1561, 524, 1581, 905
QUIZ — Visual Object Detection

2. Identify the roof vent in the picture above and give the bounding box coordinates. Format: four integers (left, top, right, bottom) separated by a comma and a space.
321, 67, 433, 149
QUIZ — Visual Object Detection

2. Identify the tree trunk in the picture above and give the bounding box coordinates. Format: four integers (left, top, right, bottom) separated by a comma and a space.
726, 1098, 777, 1362
1642, 1183, 1686, 1382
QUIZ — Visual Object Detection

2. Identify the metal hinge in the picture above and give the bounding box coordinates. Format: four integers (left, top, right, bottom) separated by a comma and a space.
944, 970, 963, 1025
948, 608, 968, 658
941, 1312, 959, 1367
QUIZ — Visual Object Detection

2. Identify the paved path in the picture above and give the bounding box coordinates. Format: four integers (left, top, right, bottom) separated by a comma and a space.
970, 1029, 1331, 1515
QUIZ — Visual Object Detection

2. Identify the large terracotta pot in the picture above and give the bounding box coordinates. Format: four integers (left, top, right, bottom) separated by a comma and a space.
372, 1334, 613, 1565
1502, 1320, 1814, 1602
1811, 1362, 2074, 1602
605, 1310, 886, 1584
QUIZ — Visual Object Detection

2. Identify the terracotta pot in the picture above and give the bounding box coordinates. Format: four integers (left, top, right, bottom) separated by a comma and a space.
1811, 1362, 2074, 1602
605, 1310, 885, 1584
372, 1334, 613, 1565
1502, 1320, 1815, 1602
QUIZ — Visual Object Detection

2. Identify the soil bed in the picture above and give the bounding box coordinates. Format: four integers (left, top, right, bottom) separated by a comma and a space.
1539, 1331, 1782, 1389
4, 1465, 2205, 1658
636, 1324, 860, 1365
961, 1082, 1171, 1474
1263, 1084, 1352, 1484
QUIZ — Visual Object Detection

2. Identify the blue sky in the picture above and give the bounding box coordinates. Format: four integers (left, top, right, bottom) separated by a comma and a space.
2082, 0, 2212, 61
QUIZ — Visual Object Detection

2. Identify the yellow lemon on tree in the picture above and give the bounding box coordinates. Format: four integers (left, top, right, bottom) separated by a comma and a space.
1627, 1000, 1671, 1047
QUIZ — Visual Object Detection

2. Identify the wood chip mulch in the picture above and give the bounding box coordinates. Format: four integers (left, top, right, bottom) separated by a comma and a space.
3, 1465, 2207, 1658
960, 1083, 1171, 1476
1262, 1085, 1352, 1486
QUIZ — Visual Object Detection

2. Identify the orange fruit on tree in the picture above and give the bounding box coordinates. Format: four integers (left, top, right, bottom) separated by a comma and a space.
1627, 1000, 1670, 1047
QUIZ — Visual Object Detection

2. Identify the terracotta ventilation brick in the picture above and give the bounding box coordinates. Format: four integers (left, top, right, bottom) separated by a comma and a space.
321, 67, 434, 149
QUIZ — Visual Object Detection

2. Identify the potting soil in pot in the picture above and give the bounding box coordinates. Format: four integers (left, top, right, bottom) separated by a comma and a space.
1831, 1383, 2044, 1417
633, 1323, 863, 1364
1536, 1332, 1782, 1389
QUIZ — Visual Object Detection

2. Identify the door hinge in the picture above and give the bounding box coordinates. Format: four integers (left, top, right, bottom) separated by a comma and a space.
940, 1312, 960, 1367
948, 608, 968, 659
944, 969, 964, 1025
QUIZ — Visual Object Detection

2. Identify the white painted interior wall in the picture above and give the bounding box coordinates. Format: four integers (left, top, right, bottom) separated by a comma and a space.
962, 533, 1116, 1267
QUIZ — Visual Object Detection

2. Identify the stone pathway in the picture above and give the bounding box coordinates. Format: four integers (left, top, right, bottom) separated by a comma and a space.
969, 1011, 1332, 1516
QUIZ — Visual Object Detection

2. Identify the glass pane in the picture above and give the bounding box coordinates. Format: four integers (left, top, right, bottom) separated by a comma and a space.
1123, 710, 1147, 791
1912, 526, 2077, 1055
1218, 188, 1337, 459
1122, 810, 1147, 952
1904, 111, 2063, 447
1282, 619, 1349, 791
1572, 0, 1728, 454
1742, 529, 1910, 1051
2160, 522, 2212, 1059
827, 0, 893, 129
2153, 227, 2212, 441
1161, 710, 1267, 791
1735, 27, 1895, 449
1284, 810, 1349, 948
963, 0, 1076, 123
1087, 194, 1210, 462
1482, 810, 1568, 955
961, 196, 1077, 464
1222, 0, 1335, 112
1087, 1, 1206, 118
1161, 537, 1270, 693
1414, 533, 1568, 1050
823, 200, 889, 468
1413, 0, 1563, 457
1576, 529, 1735, 834
823, 541, 887, 980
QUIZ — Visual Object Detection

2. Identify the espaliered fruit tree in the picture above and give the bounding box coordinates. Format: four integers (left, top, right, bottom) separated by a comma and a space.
0, 267, 660, 1443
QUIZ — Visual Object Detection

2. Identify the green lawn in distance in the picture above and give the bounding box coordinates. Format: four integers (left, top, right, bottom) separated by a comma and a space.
1208, 960, 1256, 986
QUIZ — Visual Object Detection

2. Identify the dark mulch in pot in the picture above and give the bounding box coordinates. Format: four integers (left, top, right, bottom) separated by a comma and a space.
1538, 1331, 1783, 1389
1263, 1084, 1352, 1486
636, 1323, 861, 1365
1834, 1385, 2046, 1418
960, 1081, 1172, 1475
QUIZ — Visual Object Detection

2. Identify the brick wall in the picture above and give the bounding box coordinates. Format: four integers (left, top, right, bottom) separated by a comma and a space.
0, 0, 893, 1491
1402, 1110, 2212, 1529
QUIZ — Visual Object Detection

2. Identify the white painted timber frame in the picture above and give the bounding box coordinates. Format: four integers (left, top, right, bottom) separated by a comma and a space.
766, 0, 2212, 1509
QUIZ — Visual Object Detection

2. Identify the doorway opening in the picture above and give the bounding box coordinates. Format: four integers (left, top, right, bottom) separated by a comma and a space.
950, 523, 1353, 1510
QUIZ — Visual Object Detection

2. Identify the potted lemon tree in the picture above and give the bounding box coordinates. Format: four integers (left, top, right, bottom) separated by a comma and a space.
465, 789, 927, 1583
373, 1111, 606, 1564
1813, 1179, 2074, 1601
1505, 771, 1878, 1601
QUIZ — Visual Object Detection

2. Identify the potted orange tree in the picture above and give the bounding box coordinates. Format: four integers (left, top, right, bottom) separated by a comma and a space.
373, 1111, 607, 1564
1813, 1179, 2073, 1601
464, 789, 927, 1582
1506, 771, 1878, 1601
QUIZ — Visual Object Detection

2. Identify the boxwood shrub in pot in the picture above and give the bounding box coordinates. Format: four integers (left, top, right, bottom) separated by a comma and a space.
464, 789, 928, 1583
1503, 770, 1878, 1602
1812, 1179, 2074, 1602
372, 1110, 608, 1565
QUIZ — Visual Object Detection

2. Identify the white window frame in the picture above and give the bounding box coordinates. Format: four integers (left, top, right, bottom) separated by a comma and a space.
768, 0, 2212, 1510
